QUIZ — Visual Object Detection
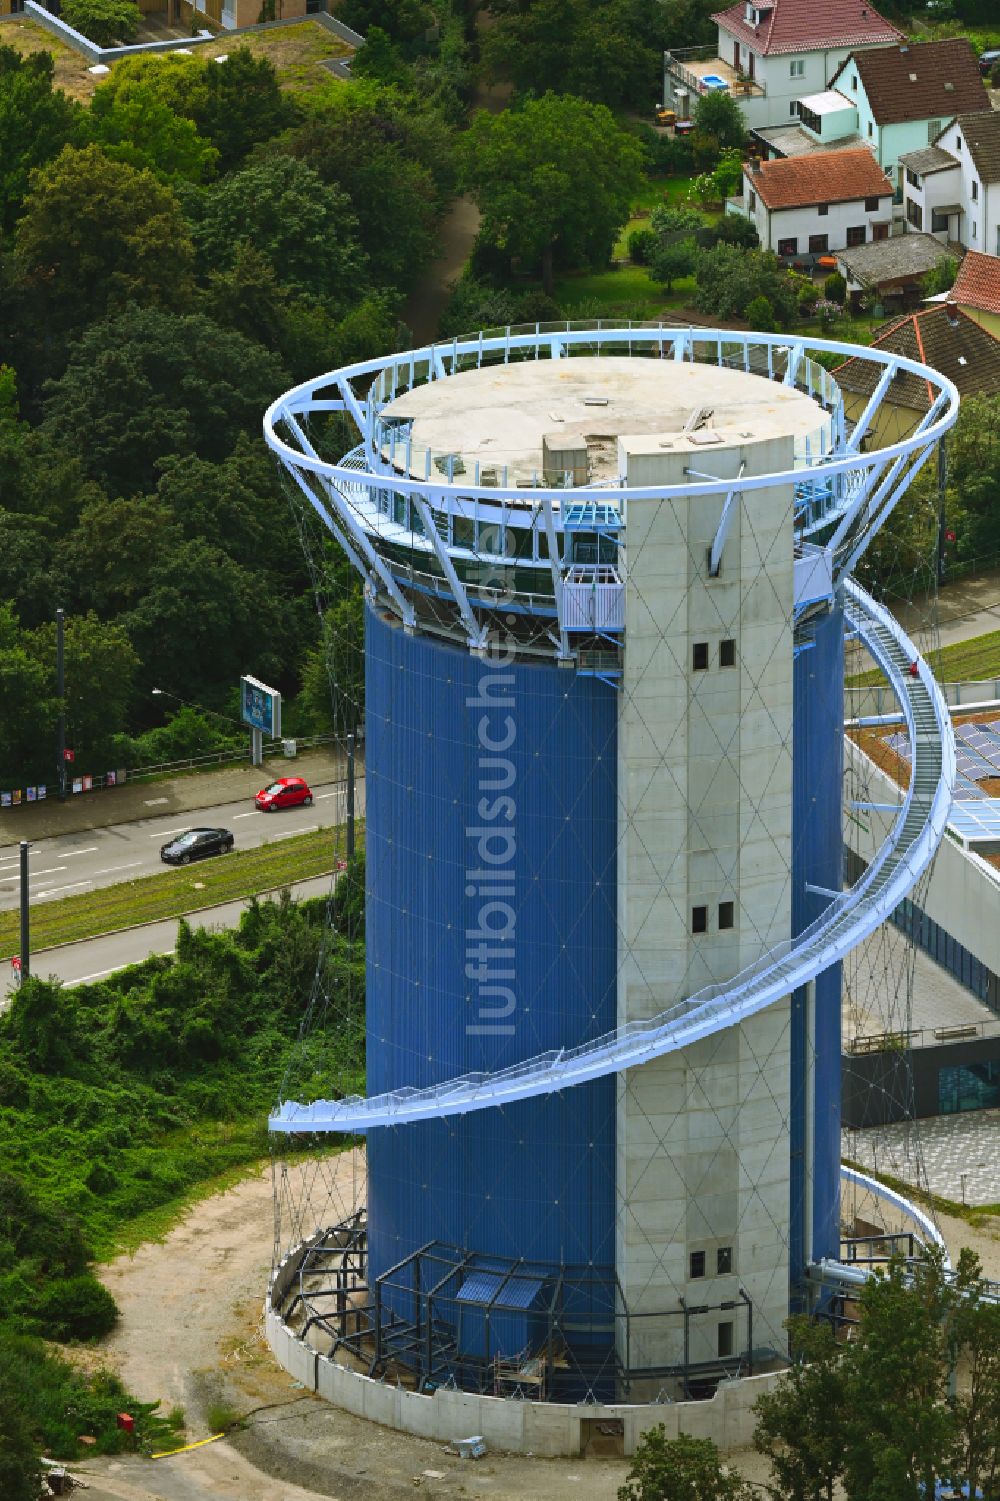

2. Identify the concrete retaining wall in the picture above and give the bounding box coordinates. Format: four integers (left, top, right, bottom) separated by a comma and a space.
265, 1240, 783, 1458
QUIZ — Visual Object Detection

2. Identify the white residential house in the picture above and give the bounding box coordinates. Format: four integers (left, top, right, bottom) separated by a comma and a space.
742, 147, 894, 260
900, 113, 1000, 257
663, 0, 903, 131
825, 39, 988, 185
753, 37, 988, 216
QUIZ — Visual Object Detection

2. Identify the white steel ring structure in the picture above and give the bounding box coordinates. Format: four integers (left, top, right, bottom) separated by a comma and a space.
264, 324, 958, 1137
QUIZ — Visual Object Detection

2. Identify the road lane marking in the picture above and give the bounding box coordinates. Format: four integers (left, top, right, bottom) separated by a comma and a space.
234, 812, 262, 819
271, 825, 320, 841
149, 827, 191, 839
92, 862, 144, 877
144, 797, 169, 806
55, 846, 99, 858
30, 866, 68, 879
34, 880, 93, 900
316, 792, 342, 799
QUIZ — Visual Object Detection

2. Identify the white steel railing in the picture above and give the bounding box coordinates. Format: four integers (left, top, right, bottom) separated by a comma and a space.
264, 326, 958, 658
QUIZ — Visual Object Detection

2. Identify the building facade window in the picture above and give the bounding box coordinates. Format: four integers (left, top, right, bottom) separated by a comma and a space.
939, 1060, 1000, 1115
867, 121, 874, 138
906, 199, 923, 230
692, 906, 707, 934
927, 119, 942, 143
692, 641, 709, 670
817, 202, 829, 216
748, 189, 756, 212
717, 1246, 733, 1274
846, 225, 866, 247
777, 236, 798, 257
865, 195, 880, 211
720, 638, 736, 667
718, 1322, 734, 1357
906, 168, 920, 188
972, 178, 980, 201
808, 233, 829, 253
719, 901, 735, 930
689, 1250, 706, 1279
789, 58, 804, 77
931, 209, 951, 233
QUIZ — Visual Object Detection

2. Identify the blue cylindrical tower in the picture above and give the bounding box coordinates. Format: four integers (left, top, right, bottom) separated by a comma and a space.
265, 326, 957, 1408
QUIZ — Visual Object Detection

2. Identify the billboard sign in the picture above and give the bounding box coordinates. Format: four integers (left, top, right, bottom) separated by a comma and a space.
240, 675, 281, 739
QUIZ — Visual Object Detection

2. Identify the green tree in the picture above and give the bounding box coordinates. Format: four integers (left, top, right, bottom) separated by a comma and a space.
286, 80, 455, 292
57, 496, 183, 616
923, 253, 959, 297
61, 0, 141, 46
651, 240, 695, 292
0, 602, 57, 787
197, 46, 295, 172
462, 93, 644, 295
299, 586, 365, 735
88, 79, 219, 184
352, 24, 411, 85
121, 538, 292, 701
753, 1317, 848, 1501
0, 1354, 41, 1501
42, 306, 288, 496
0, 45, 83, 234
194, 154, 366, 306
695, 243, 799, 328
15, 144, 194, 340
692, 89, 748, 152
745, 292, 777, 331
482, 0, 660, 110
941, 393, 1000, 561
27, 612, 139, 775
841, 1252, 958, 1501
618, 1428, 752, 1501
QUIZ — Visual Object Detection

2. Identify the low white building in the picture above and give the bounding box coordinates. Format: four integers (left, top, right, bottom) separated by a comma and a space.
743, 147, 894, 260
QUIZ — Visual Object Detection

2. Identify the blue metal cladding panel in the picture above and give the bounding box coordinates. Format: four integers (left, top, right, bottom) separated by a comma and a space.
791, 604, 845, 1275
365, 608, 618, 1288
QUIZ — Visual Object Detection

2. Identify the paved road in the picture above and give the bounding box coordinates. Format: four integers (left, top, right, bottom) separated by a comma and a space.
1, 873, 336, 1001
0, 779, 364, 913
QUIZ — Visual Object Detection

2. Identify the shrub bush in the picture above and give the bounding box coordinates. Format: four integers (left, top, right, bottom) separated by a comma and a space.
824, 271, 847, 305
61, 0, 141, 46
627, 228, 656, 265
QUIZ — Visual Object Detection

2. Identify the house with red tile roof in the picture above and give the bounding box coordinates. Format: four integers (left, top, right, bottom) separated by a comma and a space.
741, 147, 894, 259
951, 249, 1000, 338
663, 0, 903, 131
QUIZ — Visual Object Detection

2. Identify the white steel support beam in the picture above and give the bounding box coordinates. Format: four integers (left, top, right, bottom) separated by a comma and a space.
783, 342, 804, 387
411, 493, 488, 651
709, 463, 744, 577
282, 411, 416, 629
541, 497, 572, 660
846, 361, 896, 453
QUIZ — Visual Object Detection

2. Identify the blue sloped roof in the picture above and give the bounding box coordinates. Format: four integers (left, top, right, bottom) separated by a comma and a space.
457, 1271, 546, 1308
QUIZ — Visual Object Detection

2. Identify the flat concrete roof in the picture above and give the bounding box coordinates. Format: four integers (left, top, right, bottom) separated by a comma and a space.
383, 357, 827, 482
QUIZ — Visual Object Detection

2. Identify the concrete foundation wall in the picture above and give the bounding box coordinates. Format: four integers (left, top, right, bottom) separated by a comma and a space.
266, 1246, 784, 1457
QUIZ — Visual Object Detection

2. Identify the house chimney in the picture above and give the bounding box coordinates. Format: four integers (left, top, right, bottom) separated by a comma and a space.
751, 158, 762, 173
946, 299, 959, 326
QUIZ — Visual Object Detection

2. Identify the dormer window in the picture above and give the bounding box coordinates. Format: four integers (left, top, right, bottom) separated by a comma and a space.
851, 75, 858, 91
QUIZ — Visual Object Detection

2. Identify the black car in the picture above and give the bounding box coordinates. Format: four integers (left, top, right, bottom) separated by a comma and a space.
980, 49, 1000, 78
160, 827, 234, 865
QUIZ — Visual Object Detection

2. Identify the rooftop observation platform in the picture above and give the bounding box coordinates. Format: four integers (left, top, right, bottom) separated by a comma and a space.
381, 356, 830, 487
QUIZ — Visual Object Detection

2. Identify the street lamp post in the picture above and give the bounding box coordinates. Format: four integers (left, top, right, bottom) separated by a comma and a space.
56, 608, 66, 802
19, 841, 29, 983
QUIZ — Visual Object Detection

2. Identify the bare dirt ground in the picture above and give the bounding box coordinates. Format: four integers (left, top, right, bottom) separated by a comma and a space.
78, 1159, 637, 1501
68, 1156, 999, 1501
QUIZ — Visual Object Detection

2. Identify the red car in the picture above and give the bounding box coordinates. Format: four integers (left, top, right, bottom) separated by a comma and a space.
255, 776, 313, 811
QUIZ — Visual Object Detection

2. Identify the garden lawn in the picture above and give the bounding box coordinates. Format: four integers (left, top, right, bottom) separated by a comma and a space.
201, 20, 353, 92
2, 15, 96, 101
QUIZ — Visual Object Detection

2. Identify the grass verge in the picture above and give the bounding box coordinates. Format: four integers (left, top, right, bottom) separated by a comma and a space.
0, 823, 363, 958
847, 627, 1000, 688
843, 1156, 1000, 1232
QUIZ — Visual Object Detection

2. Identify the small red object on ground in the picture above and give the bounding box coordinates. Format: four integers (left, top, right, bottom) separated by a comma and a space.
116, 1413, 135, 1434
